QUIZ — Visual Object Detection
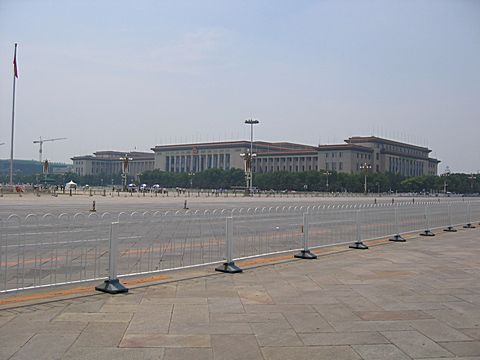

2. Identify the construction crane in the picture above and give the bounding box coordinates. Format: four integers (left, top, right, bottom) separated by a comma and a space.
33, 137, 67, 163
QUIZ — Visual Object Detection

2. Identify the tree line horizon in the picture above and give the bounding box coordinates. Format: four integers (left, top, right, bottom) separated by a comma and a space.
2, 168, 479, 194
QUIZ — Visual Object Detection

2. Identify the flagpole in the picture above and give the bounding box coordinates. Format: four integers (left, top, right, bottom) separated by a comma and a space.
9, 43, 17, 185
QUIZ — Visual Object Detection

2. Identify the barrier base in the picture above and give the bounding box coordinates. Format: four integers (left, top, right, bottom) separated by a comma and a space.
349, 242, 368, 250
215, 262, 243, 273
420, 230, 435, 236
294, 249, 317, 259
389, 234, 406, 242
444, 226, 457, 232
95, 279, 128, 294
463, 224, 476, 229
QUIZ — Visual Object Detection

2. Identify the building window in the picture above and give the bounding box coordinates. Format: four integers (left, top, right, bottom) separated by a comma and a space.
339, 162, 343, 170
225, 154, 230, 169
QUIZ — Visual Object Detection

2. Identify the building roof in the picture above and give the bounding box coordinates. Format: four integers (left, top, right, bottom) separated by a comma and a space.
152, 141, 250, 152
151, 140, 316, 153
345, 136, 431, 153
72, 151, 154, 161
317, 144, 374, 152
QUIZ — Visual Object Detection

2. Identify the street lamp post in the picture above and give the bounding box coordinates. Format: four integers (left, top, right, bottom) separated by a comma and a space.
325, 171, 331, 192
188, 172, 195, 189
468, 173, 477, 192
359, 163, 371, 194
244, 119, 259, 195
442, 168, 450, 194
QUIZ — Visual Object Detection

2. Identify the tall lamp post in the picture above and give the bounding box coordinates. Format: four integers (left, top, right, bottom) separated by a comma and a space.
442, 168, 450, 194
244, 119, 259, 195
325, 170, 331, 192
188, 172, 195, 189
359, 163, 371, 194
468, 173, 477, 192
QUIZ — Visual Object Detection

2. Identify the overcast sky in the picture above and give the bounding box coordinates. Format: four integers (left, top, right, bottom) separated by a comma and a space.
0, 0, 479, 173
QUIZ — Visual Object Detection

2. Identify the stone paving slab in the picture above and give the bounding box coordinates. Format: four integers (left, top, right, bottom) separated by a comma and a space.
0, 228, 479, 359
380, 330, 454, 358
351, 344, 411, 360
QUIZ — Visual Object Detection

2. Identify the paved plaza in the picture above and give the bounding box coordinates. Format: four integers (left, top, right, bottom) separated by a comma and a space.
0, 226, 479, 359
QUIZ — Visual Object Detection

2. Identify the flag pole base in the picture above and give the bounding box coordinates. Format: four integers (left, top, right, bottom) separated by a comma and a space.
389, 234, 406, 242
420, 230, 435, 237
215, 262, 243, 273
349, 242, 368, 250
95, 279, 128, 294
294, 249, 317, 259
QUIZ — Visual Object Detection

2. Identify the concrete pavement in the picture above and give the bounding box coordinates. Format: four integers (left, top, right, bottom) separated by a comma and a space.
0, 227, 479, 359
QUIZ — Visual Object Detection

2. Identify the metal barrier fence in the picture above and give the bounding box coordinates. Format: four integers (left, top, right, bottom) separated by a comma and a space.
1, 200, 479, 294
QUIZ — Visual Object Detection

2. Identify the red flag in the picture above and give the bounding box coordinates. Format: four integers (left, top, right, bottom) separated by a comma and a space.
13, 47, 18, 78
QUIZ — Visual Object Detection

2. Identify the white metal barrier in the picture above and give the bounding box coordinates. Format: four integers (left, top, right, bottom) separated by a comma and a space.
1, 200, 479, 294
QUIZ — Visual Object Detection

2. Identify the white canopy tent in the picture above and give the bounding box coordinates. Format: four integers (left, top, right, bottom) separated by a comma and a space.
65, 180, 77, 189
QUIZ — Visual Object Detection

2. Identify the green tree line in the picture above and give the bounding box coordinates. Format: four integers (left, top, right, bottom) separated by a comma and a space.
140, 169, 480, 194
3, 169, 479, 194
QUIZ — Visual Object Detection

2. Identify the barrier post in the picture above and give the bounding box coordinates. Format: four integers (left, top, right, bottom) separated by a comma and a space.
390, 206, 406, 242
294, 212, 317, 259
463, 201, 475, 229
349, 210, 368, 249
95, 222, 128, 294
216, 217, 242, 273
420, 205, 435, 236
444, 203, 457, 232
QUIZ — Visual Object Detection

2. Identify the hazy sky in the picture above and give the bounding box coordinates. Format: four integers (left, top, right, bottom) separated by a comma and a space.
0, 0, 479, 173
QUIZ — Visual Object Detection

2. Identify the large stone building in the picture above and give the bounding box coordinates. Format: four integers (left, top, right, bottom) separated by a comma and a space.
72, 151, 154, 177
345, 136, 439, 176
151, 141, 317, 173
71, 136, 439, 178
151, 136, 440, 176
